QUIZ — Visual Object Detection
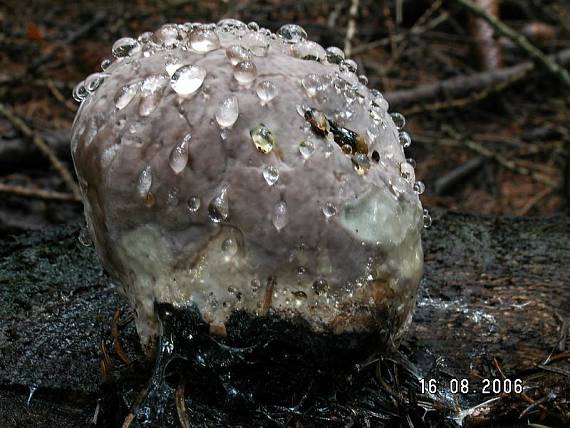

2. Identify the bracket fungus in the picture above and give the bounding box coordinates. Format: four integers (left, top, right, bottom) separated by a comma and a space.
71, 20, 427, 355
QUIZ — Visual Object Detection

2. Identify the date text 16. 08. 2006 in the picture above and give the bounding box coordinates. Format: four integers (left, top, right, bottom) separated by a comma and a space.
420, 378, 523, 395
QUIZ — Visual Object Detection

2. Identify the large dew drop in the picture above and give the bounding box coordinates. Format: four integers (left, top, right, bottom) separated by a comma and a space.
112, 37, 139, 58
277, 24, 307, 43
299, 140, 315, 159
217, 18, 247, 33
351, 153, 371, 176
100, 58, 113, 71
255, 80, 278, 105
322, 202, 337, 219
137, 165, 152, 197
325, 46, 345, 64
169, 133, 191, 174
72, 81, 88, 102
301, 73, 323, 97
222, 237, 239, 259
272, 200, 288, 231
390, 112, 406, 130
153, 24, 180, 47
250, 124, 275, 154
171, 65, 206, 96
187, 196, 201, 213
247, 22, 260, 31
139, 75, 167, 117
114, 81, 140, 110
340, 59, 358, 73
241, 31, 270, 56
423, 208, 432, 228
291, 41, 326, 62
85, 73, 106, 93
215, 95, 239, 128
225, 45, 252, 66
208, 186, 229, 223
400, 162, 415, 183
399, 131, 412, 148
262, 165, 279, 186
189, 28, 220, 53
233, 60, 257, 85
414, 181, 425, 194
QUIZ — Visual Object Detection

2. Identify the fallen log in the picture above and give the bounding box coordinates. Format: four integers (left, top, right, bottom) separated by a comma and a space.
0, 210, 568, 426
384, 48, 570, 109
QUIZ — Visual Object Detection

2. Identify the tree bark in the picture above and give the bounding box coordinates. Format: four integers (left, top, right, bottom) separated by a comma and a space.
0, 210, 568, 426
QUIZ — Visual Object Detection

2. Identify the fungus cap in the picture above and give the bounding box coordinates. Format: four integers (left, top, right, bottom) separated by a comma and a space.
71, 21, 425, 352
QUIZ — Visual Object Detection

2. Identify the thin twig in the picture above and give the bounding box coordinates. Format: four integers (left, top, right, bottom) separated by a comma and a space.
415, 134, 558, 187
434, 157, 485, 195
120, 413, 135, 428
454, 0, 570, 89
415, 0, 444, 29
112, 309, 131, 366
344, 0, 360, 58
47, 79, 76, 112
543, 351, 570, 365
261, 276, 275, 316
537, 364, 570, 378
519, 390, 556, 419
99, 339, 111, 383
0, 182, 79, 202
386, 48, 570, 109
176, 381, 191, 428
493, 357, 545, 412
391, 1, 446, 61
492, 356, 506, 379
463, 140, 557, 187
517, 186, 554, 215
401, 67, 528, 115
0, 103, 80, 199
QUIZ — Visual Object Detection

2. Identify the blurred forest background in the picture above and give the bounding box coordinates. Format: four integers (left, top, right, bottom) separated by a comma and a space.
0, 0, 569, 237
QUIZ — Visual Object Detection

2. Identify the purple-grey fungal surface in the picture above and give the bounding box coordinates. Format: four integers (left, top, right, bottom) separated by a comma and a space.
71, 20, 427, 353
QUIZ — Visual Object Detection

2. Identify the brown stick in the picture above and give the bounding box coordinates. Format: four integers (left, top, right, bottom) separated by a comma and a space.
47, 79, 76, 112
454, 0, 570, 89
0, 182, 80, 202
463, 140, 557, 187
414, 134, 558, 187
544, 351, 570, 365
352, 11, 448, 55
434, 156, 485, 195
112, 309, 131, 366
516, 186, 554, 216
0, 103, 81, 199
99, 339, 111, 383
261, 276, 276, 316
175, 381, 191, 428
385, 48, 570, 109
469, 0, 503, 70
120, 413, 134, 428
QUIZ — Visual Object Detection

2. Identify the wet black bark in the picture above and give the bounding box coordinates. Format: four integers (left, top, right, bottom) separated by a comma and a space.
0, 210, 568, 427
